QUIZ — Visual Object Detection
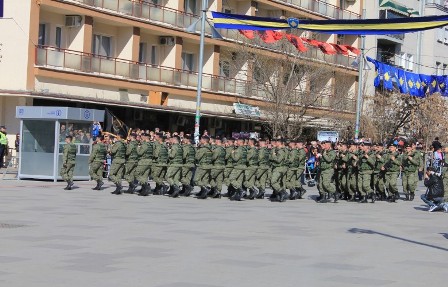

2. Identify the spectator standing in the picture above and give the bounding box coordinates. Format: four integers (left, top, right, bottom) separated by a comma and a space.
0, 126, 8, 168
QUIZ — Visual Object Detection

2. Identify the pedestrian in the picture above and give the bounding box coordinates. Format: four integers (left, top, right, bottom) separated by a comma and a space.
421, 167, 444, 212
0, 126, 7, 168
61, 135, 77, 190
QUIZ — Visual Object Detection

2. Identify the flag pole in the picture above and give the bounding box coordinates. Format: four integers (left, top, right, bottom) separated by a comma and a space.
354, 9, 366, 141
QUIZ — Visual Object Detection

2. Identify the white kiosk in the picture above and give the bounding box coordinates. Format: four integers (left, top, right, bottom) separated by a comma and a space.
16, 106, 105, 181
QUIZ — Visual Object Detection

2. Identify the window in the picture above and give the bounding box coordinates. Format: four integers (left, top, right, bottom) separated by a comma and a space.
443, 64, 447, 75
182, 52, 194, 71
437, 28, 444, 43
184, 0, 197, 14
38, 24, 47, 46
223, 8, 232, 13
93, 34, 112, 57
139, 42, 147, 63
55, 27, 62, 49
219, 60, 230, 77
436, 62, 441, 76
150, 45, 158, 66
406, 54, 414, 71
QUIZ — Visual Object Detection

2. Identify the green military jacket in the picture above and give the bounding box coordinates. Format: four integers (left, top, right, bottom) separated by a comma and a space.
258, 147, 271, 168
297, 148, 307, 170
358, 151, 375, 173
231, 145, 248, 169
169, 143, 183, 166
347, 151, 358, 174
89, 142, 106, 164
287, 148, 299, 170
383, 151, 402, 173
110, 140, 126, 163
183, 143, 196, 166
196, 144, 212, 167
225, 146, 234, 167
126, 140, 139, 162
137, 141, 153, 164
270, 147, 286, 168
402, 150, 421, 173
63, 143, 77, 164
246, 146, 259, 168
374, 150, 386, 173
320, 150, 336, 171
153, 141, 169, 166
212, 145, 226, 167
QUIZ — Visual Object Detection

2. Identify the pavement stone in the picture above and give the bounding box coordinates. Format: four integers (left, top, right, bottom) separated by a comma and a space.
0, 179, 446, 287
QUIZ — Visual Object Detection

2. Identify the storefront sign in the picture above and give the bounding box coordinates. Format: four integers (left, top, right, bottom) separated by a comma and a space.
233, 103, 261, 117
317, 131, 339, 143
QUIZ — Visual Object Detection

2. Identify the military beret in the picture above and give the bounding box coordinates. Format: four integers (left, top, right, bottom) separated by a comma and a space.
66, 135, 73, 140
202, 135, 210, 140
155, 132, 163, 137
387, 143, 396, 148
404, 143, 412, 148
130, 133, 137, 137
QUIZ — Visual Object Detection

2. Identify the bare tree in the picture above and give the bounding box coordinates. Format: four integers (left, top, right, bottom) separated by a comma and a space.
221, 33, 356, 139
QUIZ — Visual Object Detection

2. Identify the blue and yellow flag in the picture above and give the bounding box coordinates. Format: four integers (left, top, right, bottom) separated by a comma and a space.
405, 72, 425, 98
397, 69, 408, 94
383, 65, 397, 91
437, 75, 448, 96
212, 12, 448, 35
419, 74, 436, 95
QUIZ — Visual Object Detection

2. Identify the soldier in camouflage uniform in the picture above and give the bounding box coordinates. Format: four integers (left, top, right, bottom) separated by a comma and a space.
228, 138, 248, 201
89, 135, 107, 190
270, 139, 288, 202
152, 133, 169, 195
382, 144, 402, 202
401, 143, 421, 201
244, 138, 259, 200
61, 135, 77, 190
347, 143, 359, 201
180, 137, 195, 197
336, 143, 349, 200
285, 140, 300, 200
223, 138, 235, 197
357, 142, 376, 203
166, 136, 184, 198
373, 143, 387, 201
294, 141, 307, 199
136, 133, 153, 196
194, 136, 213, 199
317, 141, 337, 203
124, 133, 139, 194
110, 133, 127, 195
210, 137, 226, 198
255, 138, 270, 199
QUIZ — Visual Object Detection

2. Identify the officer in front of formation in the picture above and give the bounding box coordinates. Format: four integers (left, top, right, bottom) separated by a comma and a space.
61, 135, 77, 190
89, 135, 107, 190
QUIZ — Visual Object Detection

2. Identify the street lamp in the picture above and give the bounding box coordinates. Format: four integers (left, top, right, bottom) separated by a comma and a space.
186, 0, 222, 143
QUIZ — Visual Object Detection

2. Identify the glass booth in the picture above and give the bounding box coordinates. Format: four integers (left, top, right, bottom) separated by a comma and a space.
16, 106, 105, 182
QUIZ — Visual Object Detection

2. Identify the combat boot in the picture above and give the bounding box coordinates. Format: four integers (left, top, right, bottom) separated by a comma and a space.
289, 188, 299, 200
247, 188, 258, 200
371, 193, 376, 203
139, 183, 149, 196
162, 184, 169, 195
183, 185, 193, 197
270, 191, 279, 201
278, 189, 289, 202
170, 185, 181, 198
333, 192, 339, 203
92, 181, 101, 190
230, 188, 244, 201
410, 193, 415, 201
63, 181, 71, 190
405, 193, 410, 201
124, 183, 135, 194
256, 189, 265, 199
97, 181, 104, 191
348, 194, 355, 202
360, 195, 368, 203
317, 193, 328, 203
298, 187, 307, 199
111, 183, 122, 195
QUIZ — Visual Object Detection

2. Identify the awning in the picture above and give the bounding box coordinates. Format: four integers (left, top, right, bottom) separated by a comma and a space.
379, 0, 419, 17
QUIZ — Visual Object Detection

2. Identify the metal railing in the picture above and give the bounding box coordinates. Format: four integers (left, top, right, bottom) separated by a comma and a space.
275, 0, 360, 19
35, 46, 356, 112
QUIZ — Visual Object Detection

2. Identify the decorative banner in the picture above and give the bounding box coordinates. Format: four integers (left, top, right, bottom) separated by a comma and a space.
233, 103, 261, 117
212, 12, 448, 35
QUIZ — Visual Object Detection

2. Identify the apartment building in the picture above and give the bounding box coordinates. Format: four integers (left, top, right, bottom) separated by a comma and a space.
364, 0, 448, 97
0, 0, 361, 142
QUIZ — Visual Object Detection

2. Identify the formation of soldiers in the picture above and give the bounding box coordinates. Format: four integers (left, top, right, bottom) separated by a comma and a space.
60, 132, 425, 203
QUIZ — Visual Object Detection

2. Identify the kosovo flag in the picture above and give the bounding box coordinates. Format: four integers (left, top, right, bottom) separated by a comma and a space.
406, 72, 425, 98
370, 59, 384, 88
419, 74, 433, 95
382, 64, 394, 91
438, 75, 448, 96
397, 69, 408, 94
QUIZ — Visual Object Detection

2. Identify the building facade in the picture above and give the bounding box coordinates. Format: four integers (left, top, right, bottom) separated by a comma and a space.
0, 0, 362, 146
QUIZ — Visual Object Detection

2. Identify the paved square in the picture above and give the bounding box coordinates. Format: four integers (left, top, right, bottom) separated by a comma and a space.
0, 180, 446, 287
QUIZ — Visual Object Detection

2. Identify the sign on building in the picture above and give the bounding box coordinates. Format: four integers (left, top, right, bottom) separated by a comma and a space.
317, 131, 339, 143
233, 103, 261, 117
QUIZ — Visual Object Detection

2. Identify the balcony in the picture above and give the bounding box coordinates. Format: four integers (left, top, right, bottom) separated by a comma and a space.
35, 46, 356, 112
274, 0, 360, 19
426, 0, 448, 13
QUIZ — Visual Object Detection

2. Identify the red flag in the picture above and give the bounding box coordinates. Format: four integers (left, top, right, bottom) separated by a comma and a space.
239, 30, 255, 39
258, 31, 283, 43
286, 34, 307, 52
345, 45, 361, 55
331, 44, 349, 55
302, 38, 320, 47
318, 42, 337, 55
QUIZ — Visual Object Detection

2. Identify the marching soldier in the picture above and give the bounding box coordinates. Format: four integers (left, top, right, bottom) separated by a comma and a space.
210, 137, 226, 198
223, 138, 235, 197
295, 140, 307, 199
61, 135, 77, 190
347, 143, 359, 201
194, 136, 213, 199
336, 143, 349, 200
357, 142, 375, 203
135, 133, 153, 196
382, 144, 402, 202
285, 140, 300, 200
255, 138, 270, 199
110, 133, 127, 195
373, 143, 387, 201
124, 133, 139, 193
317, 141, 337, 203
270, 139, 288, 202
166, 136, 183, 198
244, 138, 259, 200
180, 136, 195, 197
228, 138, 248, 201
89, 135, 107, 190
152, 133, 169, 195
402, 143, 421, 201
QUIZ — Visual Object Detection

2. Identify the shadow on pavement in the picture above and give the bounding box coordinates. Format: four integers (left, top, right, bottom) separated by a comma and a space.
440, 233, 448, 240
348, 228, 448, 252
413, 206, 429, 212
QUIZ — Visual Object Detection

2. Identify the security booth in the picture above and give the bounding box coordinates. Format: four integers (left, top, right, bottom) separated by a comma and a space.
16, 106, 105, 182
